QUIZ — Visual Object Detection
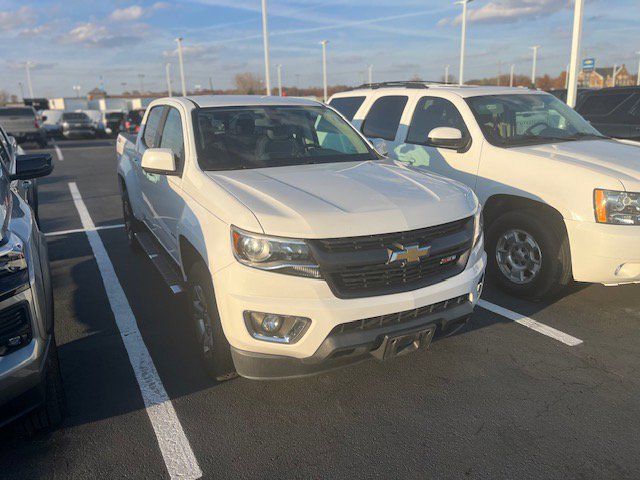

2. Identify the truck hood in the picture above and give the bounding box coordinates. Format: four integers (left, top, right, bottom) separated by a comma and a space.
515, 139, 640, 190
206, 160, 476, 238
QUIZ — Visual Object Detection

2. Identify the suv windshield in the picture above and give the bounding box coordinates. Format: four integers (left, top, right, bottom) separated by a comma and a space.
194, 105, 375, 171
0, 108, 34, 117
466, 94, 606, 147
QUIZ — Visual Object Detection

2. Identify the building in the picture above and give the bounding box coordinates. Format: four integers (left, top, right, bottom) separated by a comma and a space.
578, 64, 635, 89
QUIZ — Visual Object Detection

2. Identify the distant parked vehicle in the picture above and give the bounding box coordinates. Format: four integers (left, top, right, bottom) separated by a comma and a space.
61, 112, 96, 139
574, 87, 640, 141
82, 110, 106, 137
103, 111, 125, 137
40, 110, 63, 139
120, 109, 145, 134
0, 107, 47, 148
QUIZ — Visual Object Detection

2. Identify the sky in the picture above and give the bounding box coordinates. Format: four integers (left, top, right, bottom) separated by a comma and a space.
2, 0, 639, 98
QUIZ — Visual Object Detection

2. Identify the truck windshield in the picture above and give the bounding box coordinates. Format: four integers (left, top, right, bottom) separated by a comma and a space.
62, 113, 89, 121
466, 94, 607, 147
194, 105, 376, 171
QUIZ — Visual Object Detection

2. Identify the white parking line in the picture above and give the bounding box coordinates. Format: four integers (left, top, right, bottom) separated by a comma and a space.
53, 142, 63, 161
478, 299, 583, 347
45, 224, 124, 237
68, 182, 202, 480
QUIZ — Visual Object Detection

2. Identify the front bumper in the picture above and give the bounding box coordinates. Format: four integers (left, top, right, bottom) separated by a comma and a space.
214, 239, 486, 378
63, 128, 96, 138
565, 219, 640, 285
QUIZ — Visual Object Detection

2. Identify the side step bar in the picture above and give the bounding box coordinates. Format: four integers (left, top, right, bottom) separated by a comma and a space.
135, 231, 185, 295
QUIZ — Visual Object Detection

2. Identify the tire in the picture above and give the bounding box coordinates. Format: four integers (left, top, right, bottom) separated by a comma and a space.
486, 209, 572, 300
122, 189, 142, 254
16, 339, 66, 436
187, 262, 237, 382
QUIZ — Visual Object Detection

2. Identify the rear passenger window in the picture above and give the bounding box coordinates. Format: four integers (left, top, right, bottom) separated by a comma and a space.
329, 97, 365, 121
143, 106, 164, 147
406, 97, 469, 146
361, 96, 408, 141
159, 108, 185, 173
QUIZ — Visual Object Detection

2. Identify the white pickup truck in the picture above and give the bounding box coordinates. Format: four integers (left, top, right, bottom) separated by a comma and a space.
116, 95, 485, 380
330, 83, 640, 299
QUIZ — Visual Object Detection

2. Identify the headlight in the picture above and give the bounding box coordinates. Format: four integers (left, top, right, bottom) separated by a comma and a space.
0, 233, 29, 297
62, 122, 69, 128
231, 227, 321, 278
594, 189, 640, 225
473, 207, 483, 247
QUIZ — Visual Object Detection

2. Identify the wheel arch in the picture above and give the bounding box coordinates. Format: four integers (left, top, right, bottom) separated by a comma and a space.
483, 194, 567, 233
179, 234, 207, 282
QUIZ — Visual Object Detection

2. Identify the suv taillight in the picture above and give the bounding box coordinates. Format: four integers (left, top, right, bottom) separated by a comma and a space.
34, 119, 39, 129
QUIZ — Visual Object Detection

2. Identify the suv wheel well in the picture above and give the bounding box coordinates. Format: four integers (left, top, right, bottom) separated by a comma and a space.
179, 237, 205, 279
483, 195, 566, 232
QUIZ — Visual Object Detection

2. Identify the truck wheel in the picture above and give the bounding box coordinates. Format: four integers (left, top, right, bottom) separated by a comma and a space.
187, 262, 237, 382
122, 190, 142, 254
16, 339, 66, 436
486, 209, 572, 300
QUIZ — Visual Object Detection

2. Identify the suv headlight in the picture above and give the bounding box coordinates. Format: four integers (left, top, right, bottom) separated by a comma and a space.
594, 189, 640, 225
231, 227, 321, 279
0, 233, 29, 297
473, 207, 483, 247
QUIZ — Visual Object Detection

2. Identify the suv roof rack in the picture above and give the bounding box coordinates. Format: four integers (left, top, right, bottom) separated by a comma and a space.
355, 81, 448, 90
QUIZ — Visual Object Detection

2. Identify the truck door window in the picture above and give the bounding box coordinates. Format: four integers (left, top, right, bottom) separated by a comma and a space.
406, 97, 470, 146
158, 108, 185, 173
143, 106, 165, 148
329, 97, 365, 121
361, 96, 408, 141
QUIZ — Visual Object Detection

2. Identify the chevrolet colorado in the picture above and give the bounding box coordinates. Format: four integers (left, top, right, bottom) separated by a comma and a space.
116, 96, 486, 381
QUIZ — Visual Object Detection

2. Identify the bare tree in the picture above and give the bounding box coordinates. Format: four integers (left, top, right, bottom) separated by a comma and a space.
234, 73, 263, 94
0, 90, 9, 106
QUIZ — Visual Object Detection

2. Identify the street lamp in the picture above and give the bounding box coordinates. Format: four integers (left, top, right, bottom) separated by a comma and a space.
455, 0, 474, 86
510, 64, 515, 87
277, 64, 283, 96
72, 85, 82, 98
175, 37, 187, 96
530, 45, 541, 88
138, 73, 146, 93
261, 0, 272, 95
320, 40, 329, 102
567, 0, 584, 107
18, 82, 25, 101
166, 63, 173, 97
25, 61, 35, 99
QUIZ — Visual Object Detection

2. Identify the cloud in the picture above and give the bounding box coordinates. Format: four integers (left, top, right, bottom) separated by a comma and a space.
59, 22, 146, 48
109, 2, 169, 22
0, 6, 36, 31
440, 0, 568, 26
17, 24, 51, 37
163, 44, 221, 60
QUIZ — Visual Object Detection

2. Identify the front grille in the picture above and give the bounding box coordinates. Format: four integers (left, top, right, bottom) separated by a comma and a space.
331, 295, 469, 335
0, 302, 32, 356
311, 217, 474, 299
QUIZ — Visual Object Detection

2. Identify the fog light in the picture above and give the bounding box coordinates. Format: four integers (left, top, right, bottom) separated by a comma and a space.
244, 311, 311, 344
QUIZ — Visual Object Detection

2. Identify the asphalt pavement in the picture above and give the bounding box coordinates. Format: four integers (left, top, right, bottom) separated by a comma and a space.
1, 138, 639, 479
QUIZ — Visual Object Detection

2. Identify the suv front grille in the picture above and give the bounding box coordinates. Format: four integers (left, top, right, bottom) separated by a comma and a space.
310, 217, 474, 299
0, 302, 32, 356
331, 295, 469, 335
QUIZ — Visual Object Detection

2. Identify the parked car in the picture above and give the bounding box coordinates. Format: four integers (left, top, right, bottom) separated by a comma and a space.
0, 107, 47, 148
0, 137, 62, 434
120, 109, 145, 134
574, 87, 640, 141
103, 111, 125, 137
330, 82, 640, 299
117, 96, 486, 381
39, 110, 63, 139
61, 112, 96, 139
81, 110, 106, 136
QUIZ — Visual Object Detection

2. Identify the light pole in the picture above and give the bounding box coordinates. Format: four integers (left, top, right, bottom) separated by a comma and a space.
166, 63, 173, 97
18, 82, 25, 101
565, 63, 570, 88
320, 40, 329, 103
445, 65, 450, 84
530, 45, 541, 88
138, 73, 146, 93
367, 65, 373, 85
637, 52, 640, 86
175, 37, 187, 96
72, 85, 82, 98
510, 64, 515, 87
121, 82, 127, 94
497, 60, 502, 86
25, 61, 35, 99
456, 0, 474, 86
277, 64, 283, 96
261, 0, 272, 95
567, 0, 584, 107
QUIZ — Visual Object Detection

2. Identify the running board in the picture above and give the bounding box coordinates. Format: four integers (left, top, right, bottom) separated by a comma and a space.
135, 232, 185, 295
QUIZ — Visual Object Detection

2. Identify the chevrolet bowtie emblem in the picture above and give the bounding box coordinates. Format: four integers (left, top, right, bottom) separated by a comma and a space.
387, 243, 431, 264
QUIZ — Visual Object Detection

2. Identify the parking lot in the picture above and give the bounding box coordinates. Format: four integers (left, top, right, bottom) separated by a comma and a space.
0, 137, 636, 478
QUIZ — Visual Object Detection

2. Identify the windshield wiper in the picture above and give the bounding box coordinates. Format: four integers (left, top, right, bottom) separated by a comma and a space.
563, 132, 610, 141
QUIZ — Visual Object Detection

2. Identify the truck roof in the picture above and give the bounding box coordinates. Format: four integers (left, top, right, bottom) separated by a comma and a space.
330, 82, 547, 99
182, 95, 323, 108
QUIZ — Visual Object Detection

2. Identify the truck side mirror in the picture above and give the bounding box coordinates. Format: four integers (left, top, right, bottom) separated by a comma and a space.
372, 138, 389, 156
12, 153, 54, 180
141, 148, 177, 175
427, 127, 467, 151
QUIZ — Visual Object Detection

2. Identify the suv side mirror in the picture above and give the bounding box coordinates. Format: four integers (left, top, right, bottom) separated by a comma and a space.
372, 138, 389, 156
141, 148, 177, 175
427, 127, 467, 151
13, 153, 54, 180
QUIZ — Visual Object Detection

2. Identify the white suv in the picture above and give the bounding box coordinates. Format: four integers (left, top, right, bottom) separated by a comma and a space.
330, 82, 640, 299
